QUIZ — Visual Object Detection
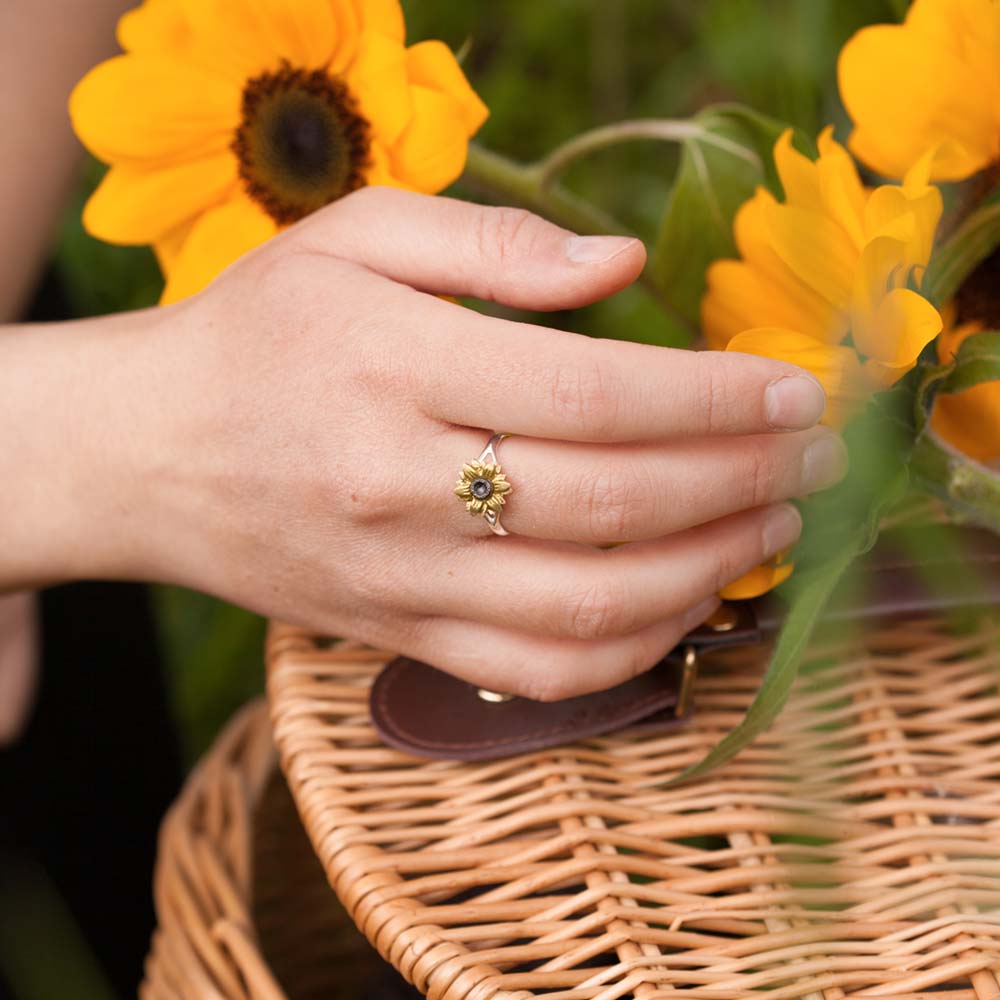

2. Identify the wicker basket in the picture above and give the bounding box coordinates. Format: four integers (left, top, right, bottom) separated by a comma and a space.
145, 616, 1000, 999
141, 698, 383, 1000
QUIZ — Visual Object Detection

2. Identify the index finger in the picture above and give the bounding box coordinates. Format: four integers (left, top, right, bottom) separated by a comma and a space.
423, 299, 827, 440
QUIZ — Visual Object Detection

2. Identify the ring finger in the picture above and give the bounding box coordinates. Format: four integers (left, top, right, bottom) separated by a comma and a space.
445, 425, 846, 544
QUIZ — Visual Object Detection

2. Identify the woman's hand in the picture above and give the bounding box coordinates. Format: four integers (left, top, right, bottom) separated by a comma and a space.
2, 189, 846, 700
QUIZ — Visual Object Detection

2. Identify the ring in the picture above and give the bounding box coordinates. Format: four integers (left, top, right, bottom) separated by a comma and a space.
454, 432, 512, 535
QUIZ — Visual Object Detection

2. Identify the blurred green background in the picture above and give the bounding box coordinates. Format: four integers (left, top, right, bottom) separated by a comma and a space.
3, 4, 904, 998
54, 0, 902, 766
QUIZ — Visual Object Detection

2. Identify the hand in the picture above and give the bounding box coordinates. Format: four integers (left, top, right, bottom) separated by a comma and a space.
11, 189, 846, 700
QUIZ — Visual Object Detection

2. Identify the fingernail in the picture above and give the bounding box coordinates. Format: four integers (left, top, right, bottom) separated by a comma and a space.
801, 432, 849, 493
765, 374, 826, 430
683, 596, 721, 632
565, 235, 638, 264
762, 503, 803, 557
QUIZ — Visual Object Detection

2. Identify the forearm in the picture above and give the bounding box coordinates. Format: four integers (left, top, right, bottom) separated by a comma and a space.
0, 311, 164, 589
0, 0, 134, 320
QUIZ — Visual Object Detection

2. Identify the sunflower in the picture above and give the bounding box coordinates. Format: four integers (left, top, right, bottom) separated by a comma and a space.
70, 0, 489, 304
703, 128, 943, 431
702, 128, 944, 598
838, 0, 1000, 182
455, 461, 511, 519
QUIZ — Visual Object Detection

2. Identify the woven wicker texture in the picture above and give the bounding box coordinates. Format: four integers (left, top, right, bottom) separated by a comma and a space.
267, 617, 1000, 1000
142, 699, 381, 1000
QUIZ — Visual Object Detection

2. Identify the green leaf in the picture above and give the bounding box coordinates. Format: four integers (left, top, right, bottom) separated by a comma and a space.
652, 104, 806, 326
669, 544, 859, 785
923, 189, 1000, 306
669, 389, 912, 784
914, 329, 1000, 432
908, 329, 1000, 530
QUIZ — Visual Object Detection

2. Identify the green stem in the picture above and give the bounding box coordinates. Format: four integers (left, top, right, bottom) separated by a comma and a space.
911, 432, 1000, 533
536, 120, 697, 189
464, 144, 623, 237
463, 143, 683, 319
534, 119, 759, 190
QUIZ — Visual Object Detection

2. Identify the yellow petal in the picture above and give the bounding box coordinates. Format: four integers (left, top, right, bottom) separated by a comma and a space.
858, 289, 942, 386
177, 0, 355, 81
774, 129, 822, 211
347, 30, 413, 148
932, 385, 1000, 463
70, 55, 239, 164
932, 312, 1000, 461
389, 84, 471, 193
702, 260, 844, 351
405, 41, 488, 135
161, 194, 278, 304
838, 19, 996, 181
154, 221, 195, 274
362, 141, 409, 188
719, 558, 795, 601
732, 191, 847, 343
118, 0, 192, 56
83, 155, 238, 245
851, 234, 909, 333
350, 0, 405, 42
851, 237, 942, 370
764, 202, 857, 308
728, 327, 867, 429
863, 185, 942, 269
815, 126, 866, 251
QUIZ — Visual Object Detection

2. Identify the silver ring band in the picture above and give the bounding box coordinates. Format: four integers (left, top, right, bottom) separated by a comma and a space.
454, 432, 512, 535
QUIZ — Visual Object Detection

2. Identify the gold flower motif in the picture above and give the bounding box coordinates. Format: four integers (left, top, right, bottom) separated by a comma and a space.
454, 461, 511, 518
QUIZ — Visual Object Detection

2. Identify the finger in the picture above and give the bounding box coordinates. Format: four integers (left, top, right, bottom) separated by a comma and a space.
445, 426, 846, 543
405, 603, 719, 702
411, 296, 828, 439
295, 187, 646, 311
410, 503, 802, 641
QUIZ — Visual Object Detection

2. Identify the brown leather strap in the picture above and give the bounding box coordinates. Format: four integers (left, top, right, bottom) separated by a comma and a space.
371, 526, 1000, 761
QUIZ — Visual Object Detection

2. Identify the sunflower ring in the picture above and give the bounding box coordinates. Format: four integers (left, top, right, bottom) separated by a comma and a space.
454, 433, 513, 535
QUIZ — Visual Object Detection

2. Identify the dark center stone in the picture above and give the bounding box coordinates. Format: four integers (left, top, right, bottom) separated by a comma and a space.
470, 477, 494, 500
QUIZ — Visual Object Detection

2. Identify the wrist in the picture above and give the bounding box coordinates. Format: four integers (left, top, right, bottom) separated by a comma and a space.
0, 311, 169, 587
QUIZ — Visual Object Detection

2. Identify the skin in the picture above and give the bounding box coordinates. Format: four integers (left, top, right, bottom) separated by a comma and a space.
0, 0, 133, 742
0, 3, 848, 721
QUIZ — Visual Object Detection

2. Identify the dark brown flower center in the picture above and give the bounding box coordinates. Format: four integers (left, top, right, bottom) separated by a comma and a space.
955, 247, 1000, 329
233, 63, 371, 225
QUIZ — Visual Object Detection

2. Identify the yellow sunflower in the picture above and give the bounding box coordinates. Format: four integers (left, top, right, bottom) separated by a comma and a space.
70, 0, 489, 304
838, 0, 1000, 182
703, 128, 943, 430
702, 128, 944, 598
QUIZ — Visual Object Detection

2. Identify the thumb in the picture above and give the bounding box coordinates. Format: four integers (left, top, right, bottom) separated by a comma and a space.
293, 186, 646, 311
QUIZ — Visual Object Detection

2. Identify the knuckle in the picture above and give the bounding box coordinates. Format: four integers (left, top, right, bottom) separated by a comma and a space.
334, 184, 398, 218
476, 205, 537, 264
583, 461, 649, 541
559, 575, 629, 640
328, 454, 401, 529
699, 355, 756, 435
737, 438, 781, 509
546, 360, 623, 438
349, 335, 411, 400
